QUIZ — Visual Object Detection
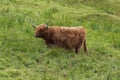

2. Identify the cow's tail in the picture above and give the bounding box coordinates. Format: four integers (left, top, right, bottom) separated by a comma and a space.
84, 37, 88, 54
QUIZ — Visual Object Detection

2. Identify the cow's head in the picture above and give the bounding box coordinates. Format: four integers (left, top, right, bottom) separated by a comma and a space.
32, 24, 48, 38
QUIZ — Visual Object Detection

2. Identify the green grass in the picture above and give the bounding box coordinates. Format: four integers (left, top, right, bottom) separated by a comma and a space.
0, 0, 120, 80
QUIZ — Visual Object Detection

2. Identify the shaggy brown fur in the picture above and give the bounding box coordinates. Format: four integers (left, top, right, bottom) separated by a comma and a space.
34, 24, 88, 54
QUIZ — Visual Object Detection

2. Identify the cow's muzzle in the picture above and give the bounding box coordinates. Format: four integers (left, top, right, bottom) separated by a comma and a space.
34, 34, 39, 37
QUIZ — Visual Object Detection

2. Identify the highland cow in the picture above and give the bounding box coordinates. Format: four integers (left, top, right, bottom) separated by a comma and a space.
32, 24, 88, 54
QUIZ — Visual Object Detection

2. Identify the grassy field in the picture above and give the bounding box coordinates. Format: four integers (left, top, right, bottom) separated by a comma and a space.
0, 0, 120, 80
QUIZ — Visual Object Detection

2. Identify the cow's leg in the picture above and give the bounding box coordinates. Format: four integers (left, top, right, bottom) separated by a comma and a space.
75, 45, 80, 54
45, 40, 51, 47
75, 41, 83, 54
84, 39, 88, 55
75, 47, 79, 54
65, 44, 72, 50
45, 40, 55, 47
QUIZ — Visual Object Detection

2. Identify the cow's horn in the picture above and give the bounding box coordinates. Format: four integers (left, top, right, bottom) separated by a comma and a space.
45, 23, 48, 29
32, 24, 36, 28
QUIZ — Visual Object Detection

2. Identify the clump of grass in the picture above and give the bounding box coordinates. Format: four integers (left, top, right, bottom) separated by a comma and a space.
0, 0, 120, 80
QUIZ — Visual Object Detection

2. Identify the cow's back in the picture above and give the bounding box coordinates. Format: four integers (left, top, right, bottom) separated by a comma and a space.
46, 26, 86, 49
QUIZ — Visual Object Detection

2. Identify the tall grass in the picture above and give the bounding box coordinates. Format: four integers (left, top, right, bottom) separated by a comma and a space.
0, 0, 120, 80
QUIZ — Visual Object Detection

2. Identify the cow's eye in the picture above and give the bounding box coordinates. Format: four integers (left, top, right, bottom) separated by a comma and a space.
40, 29, 43, 32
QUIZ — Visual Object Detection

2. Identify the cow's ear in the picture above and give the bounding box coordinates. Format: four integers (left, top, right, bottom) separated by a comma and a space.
32, 24, 36, 29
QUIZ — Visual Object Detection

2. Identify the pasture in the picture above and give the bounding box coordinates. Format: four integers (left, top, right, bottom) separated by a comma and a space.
0, 0, 120, 80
